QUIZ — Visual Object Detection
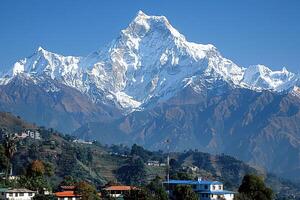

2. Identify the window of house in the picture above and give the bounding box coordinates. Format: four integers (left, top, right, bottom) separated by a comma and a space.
68, 197, 72, 200
219, 185, 222, 190
213, 185, 216, 190
9, 193, 13, 197
15, 193, 18, 197
28, 192, 33, 196
204, 185, 208, 189
20, 193, 24, 196
205, 194, 208, 197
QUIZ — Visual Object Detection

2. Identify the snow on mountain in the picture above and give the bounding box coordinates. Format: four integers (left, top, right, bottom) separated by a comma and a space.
0, 11, 299, 112
242, 65, 299, 92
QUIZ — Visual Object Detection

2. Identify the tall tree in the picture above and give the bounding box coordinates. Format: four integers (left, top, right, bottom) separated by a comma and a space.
146, 176, 168, 200
75, 181, 100, 200
236, 174, 273, 200
1, 130, 18, 180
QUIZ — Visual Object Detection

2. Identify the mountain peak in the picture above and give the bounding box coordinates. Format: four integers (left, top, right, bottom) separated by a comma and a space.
37, 46, 45, 51
124, 11, 182, 40
136, 10, 147, 18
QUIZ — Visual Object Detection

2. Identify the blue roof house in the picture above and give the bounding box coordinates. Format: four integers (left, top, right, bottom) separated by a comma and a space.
163, 178, 236, 200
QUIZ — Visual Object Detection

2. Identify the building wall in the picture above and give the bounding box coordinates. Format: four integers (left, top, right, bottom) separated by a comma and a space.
57, 197, 80, 200
199, 193, 234, 200
4, 192, 35, 200
210, 184, 223, 191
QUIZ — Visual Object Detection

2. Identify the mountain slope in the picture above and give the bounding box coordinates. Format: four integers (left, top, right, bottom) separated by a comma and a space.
0, 112, 299, 199
74, 86, 300, 181
0, 75, 121, 133
0, 11, 299, 183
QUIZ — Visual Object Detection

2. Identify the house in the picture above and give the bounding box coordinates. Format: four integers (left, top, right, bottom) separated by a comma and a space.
163, 178, 236, 200
55, 186, 81, 200
15, 130, 41, 140
103, 185, 139, 198
182, 165, 199, 172
55, 191, 81, 200
147, 160, 166, 167
0, 188, 36, 200
72, 139, 93, 145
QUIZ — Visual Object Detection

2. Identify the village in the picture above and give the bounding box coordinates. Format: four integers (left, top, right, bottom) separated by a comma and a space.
0, 129, 240, 200
0, 175, 235, 200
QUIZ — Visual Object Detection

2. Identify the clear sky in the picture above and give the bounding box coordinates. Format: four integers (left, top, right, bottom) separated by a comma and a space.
0, 0, 300, 73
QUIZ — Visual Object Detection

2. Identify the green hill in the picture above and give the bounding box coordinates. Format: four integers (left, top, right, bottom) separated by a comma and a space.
0, 112, 299, 199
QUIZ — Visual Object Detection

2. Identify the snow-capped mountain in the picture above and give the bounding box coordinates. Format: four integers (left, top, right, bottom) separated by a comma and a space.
1, 11, 300, 181
242, 64, 299, 92
0, 11, 299, 112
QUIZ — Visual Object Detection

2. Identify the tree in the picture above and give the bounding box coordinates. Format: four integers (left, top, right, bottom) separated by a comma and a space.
59, 176, 77, 186
146, 176, 168, 200
75, 181, 100, 200
130, 144, 152, 162
172, 185, 198, 200
27, 160, 45, 177
236, 174, 273, 200
117, 157, 146, 185
2, 131, 18, 180
23, 160, 52, 194
123, 188, 151, 200
0, 145, 9, 173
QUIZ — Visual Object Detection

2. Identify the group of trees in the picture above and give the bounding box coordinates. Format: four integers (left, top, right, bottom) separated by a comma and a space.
235, 174, 273, 200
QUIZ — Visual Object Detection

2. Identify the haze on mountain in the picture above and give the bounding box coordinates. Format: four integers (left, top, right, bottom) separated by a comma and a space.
0, 11, 300, 182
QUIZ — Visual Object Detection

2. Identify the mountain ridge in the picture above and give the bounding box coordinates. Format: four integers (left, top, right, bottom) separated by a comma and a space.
0, 11, 299, 183
0, 11, 299, 113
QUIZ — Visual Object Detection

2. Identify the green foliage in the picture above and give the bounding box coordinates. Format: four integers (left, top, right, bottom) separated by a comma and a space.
172, 185, 198, 200
171, 171, 193, 180
16, 160, 54, 194
75, 146, 93, 165
169, 158, 180, 170
237, 174, 273, 200
117, 156, 146, 185
75, 181, 100, 200
123, 188, 152, 200
59, 176, 77, 186
0, 144, 9, 172
131, 144, 152, 162
33, 194, 56, 200
146, 176, 168, 200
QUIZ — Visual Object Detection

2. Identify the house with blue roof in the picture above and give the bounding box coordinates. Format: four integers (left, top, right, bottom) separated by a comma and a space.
163, 178, 236, 200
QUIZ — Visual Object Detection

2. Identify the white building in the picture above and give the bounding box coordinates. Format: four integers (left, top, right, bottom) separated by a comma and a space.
15, 130, 41, 140
164, 178, 235, 200
72, 139, 92, 145
147, 160, 166, 167
0, 188, 36, 200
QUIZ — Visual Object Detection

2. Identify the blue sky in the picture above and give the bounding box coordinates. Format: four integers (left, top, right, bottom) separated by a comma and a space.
0, 0, 299, 72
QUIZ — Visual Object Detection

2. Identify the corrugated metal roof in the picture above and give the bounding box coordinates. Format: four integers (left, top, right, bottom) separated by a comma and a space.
7, 188, 35, 193
163, 179, 222, 185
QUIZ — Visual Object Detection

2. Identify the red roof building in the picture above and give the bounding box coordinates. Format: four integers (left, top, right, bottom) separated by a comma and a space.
104, 185, 139, 198
55, 191, 81, 200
